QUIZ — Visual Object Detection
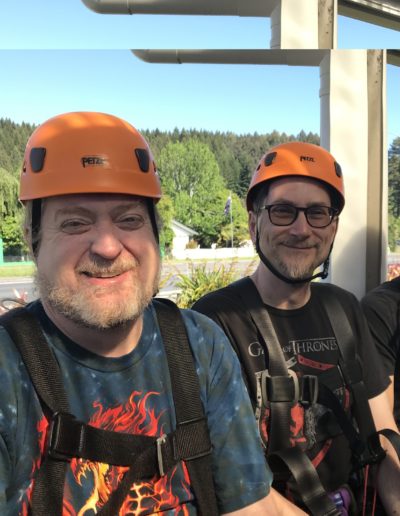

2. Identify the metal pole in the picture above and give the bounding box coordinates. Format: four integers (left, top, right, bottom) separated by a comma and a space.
230, 192, 234, 248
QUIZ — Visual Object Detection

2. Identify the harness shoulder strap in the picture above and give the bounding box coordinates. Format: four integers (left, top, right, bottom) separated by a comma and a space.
153, 298, 218, 516
0, 307, 70, 515
318, 285, 400, 464
230, 278, 293, 452
230, 279, 340, 516
0, 307, 69, 413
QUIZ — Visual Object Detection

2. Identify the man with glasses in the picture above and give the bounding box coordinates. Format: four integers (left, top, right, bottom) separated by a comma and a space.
193, 142, 400, 514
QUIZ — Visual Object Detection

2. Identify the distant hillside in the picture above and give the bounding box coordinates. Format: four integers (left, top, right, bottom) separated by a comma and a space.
0, 118, 37, 177
143, 128, 319, 198
0, 117, 319, 197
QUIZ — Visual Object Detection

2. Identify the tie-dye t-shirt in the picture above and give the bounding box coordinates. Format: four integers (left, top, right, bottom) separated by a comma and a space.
0, 301, 271, 515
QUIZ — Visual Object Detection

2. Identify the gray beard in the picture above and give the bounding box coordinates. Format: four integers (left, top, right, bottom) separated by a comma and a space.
35, 267, 160, 330
274, 256, 319, 281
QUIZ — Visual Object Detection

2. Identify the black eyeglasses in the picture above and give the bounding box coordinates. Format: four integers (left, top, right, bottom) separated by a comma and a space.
260, 204, 339, 228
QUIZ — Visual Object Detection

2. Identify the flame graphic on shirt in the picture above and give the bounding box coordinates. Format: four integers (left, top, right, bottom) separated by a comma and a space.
21, 391, 192, 515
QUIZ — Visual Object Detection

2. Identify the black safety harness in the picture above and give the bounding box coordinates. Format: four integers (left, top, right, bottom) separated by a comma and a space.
0, 299, 218, 516
232, 277, 400, 516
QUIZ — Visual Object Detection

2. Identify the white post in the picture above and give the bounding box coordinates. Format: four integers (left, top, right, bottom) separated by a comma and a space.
320, 50, 370, 298
270, 0, 320, 49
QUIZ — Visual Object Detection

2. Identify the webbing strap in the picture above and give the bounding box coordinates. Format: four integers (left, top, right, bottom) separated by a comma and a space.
319, 287, 400, 467
0, 308, 69, 413
0, 303, 217, 515
0, 307, 69, 516
232, 278, 293, 452
316, 383, 365, 457
47, 411, 211, 470
318, 288, 377, 443
228, 279, 360, 515
98, 444, 160, 516
268, 448, 341, 516
376, 429, 400, 458
154, 299, 218, 516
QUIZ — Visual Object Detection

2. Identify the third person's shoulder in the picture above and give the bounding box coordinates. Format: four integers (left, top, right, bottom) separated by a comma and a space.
362, 277, 400, 308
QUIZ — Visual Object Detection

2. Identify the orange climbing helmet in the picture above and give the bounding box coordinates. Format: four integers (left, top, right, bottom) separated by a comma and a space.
19, 111, 161, 202
246, 141, 344, 212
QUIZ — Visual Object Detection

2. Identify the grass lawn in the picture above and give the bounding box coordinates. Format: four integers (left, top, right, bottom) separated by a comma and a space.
0, 263, 35, 278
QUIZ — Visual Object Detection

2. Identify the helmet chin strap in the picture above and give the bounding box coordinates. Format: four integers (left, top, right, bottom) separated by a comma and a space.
255, 228, 331, 285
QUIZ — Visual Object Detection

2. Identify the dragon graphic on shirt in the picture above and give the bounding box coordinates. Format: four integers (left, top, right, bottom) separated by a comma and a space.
21, 391, 192, 515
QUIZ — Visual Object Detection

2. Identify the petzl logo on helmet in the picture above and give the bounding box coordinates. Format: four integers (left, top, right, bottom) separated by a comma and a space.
300, 155, 315, 162
81, 156, 109, 168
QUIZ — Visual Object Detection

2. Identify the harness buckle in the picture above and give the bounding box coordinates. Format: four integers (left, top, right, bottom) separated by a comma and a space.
300, 375, 319, 406
157, 434, 168, 477
47, 412, 83, 462
261, 369, 299, 406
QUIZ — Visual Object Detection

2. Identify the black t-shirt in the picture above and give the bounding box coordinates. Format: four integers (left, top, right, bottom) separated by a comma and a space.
361, 277, 400, 427
193, 280, 389, 492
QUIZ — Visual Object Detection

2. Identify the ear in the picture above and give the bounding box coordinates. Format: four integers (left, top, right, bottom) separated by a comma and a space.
248, 210, 258, 245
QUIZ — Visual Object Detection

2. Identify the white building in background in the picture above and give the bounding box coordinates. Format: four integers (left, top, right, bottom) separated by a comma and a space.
171, 220, 197, 257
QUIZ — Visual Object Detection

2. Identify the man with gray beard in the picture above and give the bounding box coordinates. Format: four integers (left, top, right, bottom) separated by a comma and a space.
193, 142, 400, 515
0, 112, 302, 515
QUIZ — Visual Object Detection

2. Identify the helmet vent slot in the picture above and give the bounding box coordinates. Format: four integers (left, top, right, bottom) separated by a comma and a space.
30, 147, 46, 173
135, 148, 150, 172
334, 161, 342, 178
264, 152, 276, 166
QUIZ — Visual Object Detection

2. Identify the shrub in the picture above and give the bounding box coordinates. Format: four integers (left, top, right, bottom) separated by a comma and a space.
185, 240, 198, 249
175, 260, 255, 308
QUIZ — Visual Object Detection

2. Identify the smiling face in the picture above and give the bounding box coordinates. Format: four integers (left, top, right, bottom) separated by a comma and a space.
249, 177, 338, 282
35, 193, 160, 330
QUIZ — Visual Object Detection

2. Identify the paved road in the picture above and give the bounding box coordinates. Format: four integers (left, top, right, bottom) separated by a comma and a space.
0, 258, 258, 303
0, 278, 36, 302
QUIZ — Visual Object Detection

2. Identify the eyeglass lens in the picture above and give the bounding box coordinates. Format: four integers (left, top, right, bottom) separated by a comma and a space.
267, 204, 334, 228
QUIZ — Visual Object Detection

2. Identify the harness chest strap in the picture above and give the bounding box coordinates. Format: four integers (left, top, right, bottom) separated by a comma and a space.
47, 411, 211, 475
231, 278, 400, 514
232, 278, 340, 516
0, 301, 218, 516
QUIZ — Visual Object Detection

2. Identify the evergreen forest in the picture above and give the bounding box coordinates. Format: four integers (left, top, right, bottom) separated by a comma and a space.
1, 117, 399, 257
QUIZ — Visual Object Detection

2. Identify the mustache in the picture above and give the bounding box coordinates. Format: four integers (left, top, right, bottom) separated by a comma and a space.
280, 238, 317, 248
77, 257, 138, 276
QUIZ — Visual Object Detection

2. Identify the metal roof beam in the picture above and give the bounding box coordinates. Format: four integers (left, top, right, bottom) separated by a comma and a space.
132, 49, 327, 66
338, 0, 400, 31
81, 0, 274, 16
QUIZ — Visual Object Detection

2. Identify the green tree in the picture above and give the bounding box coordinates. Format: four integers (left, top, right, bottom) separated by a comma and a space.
388, 137, 400, 249
0, 168, 19, 218
157, 195, 175, 254
0, 118, 36, 177
388, 213, 400, 252
1, 213, 28, 256
389, 137, 400, 218
158, 139, 227, 247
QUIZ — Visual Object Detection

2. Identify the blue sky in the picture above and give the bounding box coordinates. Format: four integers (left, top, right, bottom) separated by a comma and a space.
0, 1, 399, 49
0, 1, 399, 141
